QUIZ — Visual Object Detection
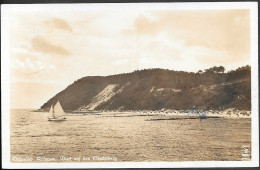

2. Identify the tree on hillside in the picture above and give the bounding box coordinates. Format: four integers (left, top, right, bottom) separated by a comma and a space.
197, 70, 203, 74
216, 66, 225, 73
204, 66, 225, 73
237, 65, 251, 71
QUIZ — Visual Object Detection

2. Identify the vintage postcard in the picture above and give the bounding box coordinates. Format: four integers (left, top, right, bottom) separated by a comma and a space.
1, 2, 259, 169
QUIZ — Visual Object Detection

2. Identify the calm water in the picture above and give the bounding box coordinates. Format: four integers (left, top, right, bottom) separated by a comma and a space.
10, 109, 251, 162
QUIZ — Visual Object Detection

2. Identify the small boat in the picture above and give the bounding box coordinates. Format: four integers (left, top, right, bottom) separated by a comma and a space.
198, 112, 207, 119
48, 101, 67, 121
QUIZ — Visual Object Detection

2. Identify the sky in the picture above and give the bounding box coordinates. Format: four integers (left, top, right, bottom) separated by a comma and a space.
8, 6, 250, 109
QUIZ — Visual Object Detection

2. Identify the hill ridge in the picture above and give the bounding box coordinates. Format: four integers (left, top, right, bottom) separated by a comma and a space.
41, 65, 251, 111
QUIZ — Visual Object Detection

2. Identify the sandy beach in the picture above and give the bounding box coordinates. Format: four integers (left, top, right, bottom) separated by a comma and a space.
69, 108, 251, 119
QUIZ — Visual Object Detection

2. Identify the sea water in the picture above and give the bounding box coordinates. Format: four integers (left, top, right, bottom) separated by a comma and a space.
10, 109, 251, 162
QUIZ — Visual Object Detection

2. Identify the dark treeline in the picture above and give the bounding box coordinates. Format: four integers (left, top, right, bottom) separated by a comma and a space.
73, 65, 250, 89
41, 65, 251, 111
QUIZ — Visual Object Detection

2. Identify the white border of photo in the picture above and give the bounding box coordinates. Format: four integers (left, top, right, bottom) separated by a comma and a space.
1, 2, 259, 168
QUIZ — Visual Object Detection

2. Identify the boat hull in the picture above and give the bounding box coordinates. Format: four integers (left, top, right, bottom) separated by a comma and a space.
199, 115, 207, 119
48, 117, 67, 121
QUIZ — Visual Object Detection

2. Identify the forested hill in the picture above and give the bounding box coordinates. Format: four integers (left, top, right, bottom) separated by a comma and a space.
41, 65, 251, 111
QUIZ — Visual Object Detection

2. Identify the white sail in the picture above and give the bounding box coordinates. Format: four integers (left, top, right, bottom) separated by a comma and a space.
53, 101, 65, 117
48, 105, 54, 118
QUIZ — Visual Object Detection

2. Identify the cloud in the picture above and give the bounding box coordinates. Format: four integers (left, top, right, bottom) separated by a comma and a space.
45, 18, 73, 32
140, 33, 182, 60
111, 58, 129, 66
12, 57, 46, 74
126, 10, 250, 66
32, 36, 71, 56
13, 58, 26, 69
125, 14, 162, 35
10, 42, 57, 79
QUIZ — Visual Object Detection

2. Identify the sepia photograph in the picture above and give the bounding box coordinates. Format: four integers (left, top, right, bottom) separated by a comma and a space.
1, 2, 259, 168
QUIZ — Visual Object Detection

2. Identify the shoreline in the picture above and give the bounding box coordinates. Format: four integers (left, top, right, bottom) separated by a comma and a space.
66, 108, 251, 119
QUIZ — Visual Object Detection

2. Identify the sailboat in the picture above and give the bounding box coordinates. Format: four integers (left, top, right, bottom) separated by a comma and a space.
48, 101, 67, 121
